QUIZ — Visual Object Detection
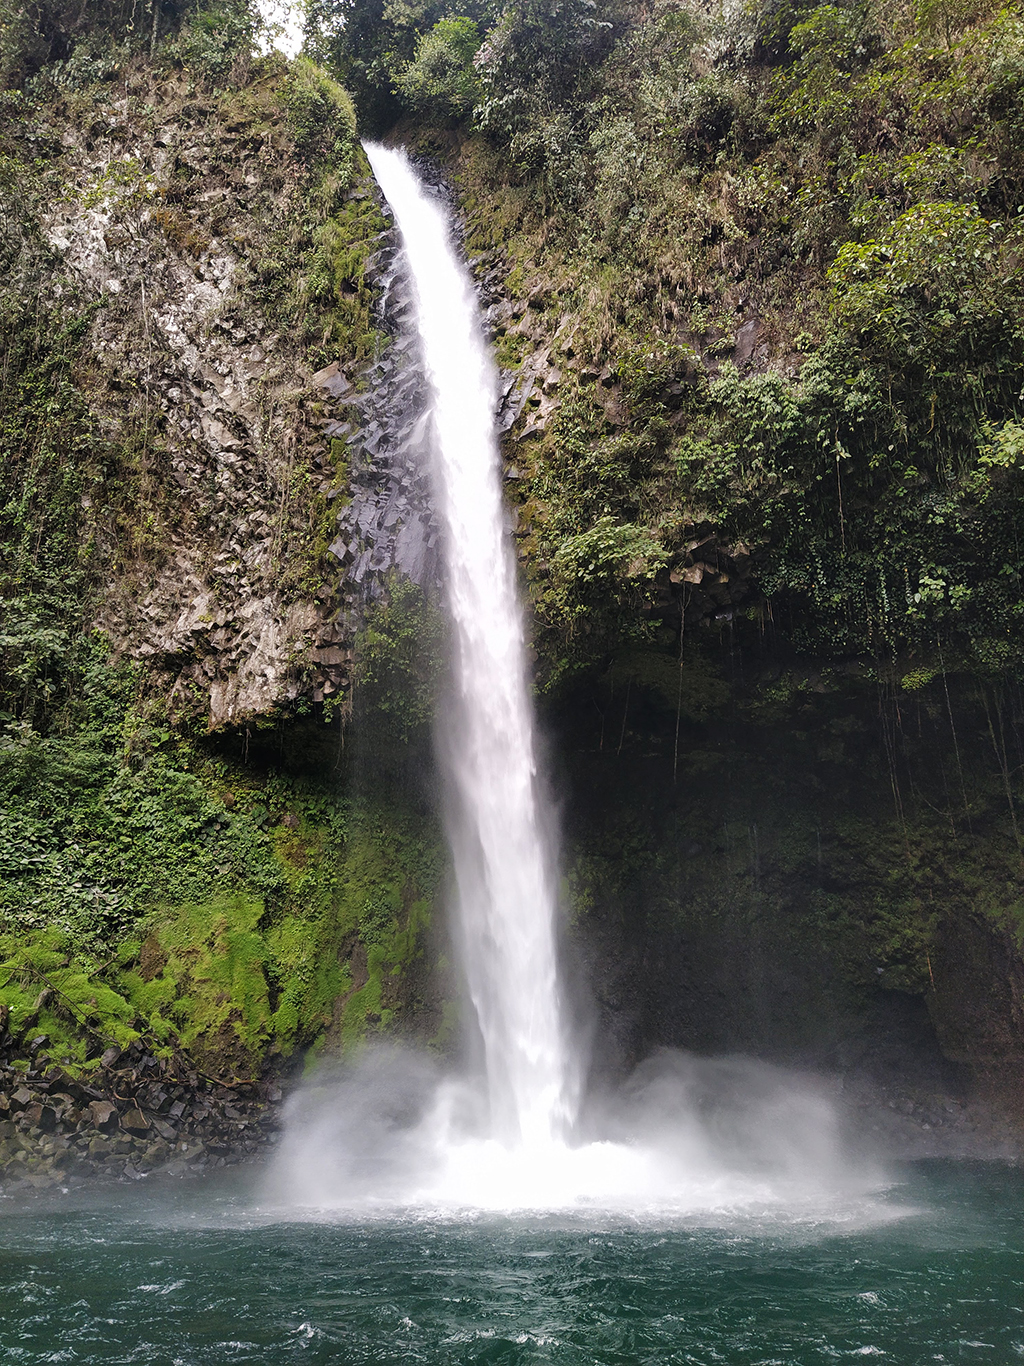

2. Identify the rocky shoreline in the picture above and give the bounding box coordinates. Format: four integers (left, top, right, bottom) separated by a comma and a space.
0, 1033, 284, 1195
2, 1029, 1020, 1201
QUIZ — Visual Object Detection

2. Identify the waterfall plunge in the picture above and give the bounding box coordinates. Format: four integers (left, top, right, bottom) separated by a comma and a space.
266, 149, 874, 1216
363, 143, 579, 1150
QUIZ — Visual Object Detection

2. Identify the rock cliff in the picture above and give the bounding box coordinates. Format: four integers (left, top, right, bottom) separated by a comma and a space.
3, 0, 1024, 1165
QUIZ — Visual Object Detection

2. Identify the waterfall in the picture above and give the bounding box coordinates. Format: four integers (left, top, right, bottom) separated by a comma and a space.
267, 150, 862, 1215
363, 144, 579, 1149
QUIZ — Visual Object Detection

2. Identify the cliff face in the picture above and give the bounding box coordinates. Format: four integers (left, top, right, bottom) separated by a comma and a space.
414, 0, 1024, 1129
548, 671, 1024, 1143
0, 10, 448, 1091
2, 0, 1024, 1146
10, 46, 386, 727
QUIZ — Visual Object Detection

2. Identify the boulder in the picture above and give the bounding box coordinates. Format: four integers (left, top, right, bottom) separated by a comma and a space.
141, 1085, 170, 1113
120, 1105, 150, 1134
89, 1100, 119, 1131
155, 1159, 189, 1178
22, 1102, 57, 1133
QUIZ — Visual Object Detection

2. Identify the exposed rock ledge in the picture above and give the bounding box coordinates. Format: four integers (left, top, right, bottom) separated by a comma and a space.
33, 65, 386, 728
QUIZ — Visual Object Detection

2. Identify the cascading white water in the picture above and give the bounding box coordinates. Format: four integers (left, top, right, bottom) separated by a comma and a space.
363, 144, 579, 1150
265, 150, 875, 1216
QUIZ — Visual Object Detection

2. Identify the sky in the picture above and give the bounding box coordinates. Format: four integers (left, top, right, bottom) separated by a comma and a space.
256, 0, 304, 58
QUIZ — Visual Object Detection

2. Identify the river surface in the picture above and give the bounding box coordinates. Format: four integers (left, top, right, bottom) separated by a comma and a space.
1, 1161, 1021, 1364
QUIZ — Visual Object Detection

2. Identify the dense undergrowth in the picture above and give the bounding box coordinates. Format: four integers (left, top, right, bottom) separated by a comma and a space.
325, 0, 1024, 690
0, 648, 443, 1075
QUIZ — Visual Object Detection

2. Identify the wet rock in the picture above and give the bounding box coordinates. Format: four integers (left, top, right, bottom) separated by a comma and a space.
141, 1085, 171, 1113
1, 1022, 290, 1184
312, 361, 352, 398
156, 1158, 189, 1178
22, 1103, 57, 1133
89, 1100, 119, 1131
120, 1106, 150, 1134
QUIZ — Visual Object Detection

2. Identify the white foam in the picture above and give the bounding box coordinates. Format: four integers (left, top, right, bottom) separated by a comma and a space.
266, 1048, 889, 1219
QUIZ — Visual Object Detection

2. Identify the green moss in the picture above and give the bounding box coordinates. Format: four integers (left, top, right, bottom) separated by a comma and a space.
0, 632, 447, 1074
285, 57, 357, 163
302, 177, 388, 367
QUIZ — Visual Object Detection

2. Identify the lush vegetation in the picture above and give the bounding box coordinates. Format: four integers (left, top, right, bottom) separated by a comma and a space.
300, 0, 1024, 1069
4, 0, 1024, 1085
0, 0, 446, 1074
310, 0, 1024, 689
0, 664, 443, 1075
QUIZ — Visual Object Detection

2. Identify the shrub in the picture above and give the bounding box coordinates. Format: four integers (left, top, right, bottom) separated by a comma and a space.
395, 16, 481, 123
829, 202, 1020, 373
474, 0, 617, 144
285, 55, 357, 169
161, 0, 258, 84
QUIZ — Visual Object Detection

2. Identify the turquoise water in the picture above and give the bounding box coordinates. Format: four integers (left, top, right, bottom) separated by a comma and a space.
1, 1162, 1021, 1364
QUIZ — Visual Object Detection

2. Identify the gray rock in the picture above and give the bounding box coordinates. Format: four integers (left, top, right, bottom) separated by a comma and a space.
120, 1106, 150, 1134
89, 1101, 118, 1131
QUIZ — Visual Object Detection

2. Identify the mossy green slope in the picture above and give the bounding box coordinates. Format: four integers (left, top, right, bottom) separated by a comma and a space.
0, 682, 445, 1077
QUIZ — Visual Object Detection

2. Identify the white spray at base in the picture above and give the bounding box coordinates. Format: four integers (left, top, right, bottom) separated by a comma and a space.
267, 147, 884, 1216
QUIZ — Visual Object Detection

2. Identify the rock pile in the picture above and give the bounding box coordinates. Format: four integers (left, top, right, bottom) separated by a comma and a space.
665, 535, 755, 626
0, 1035, 284, 1195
